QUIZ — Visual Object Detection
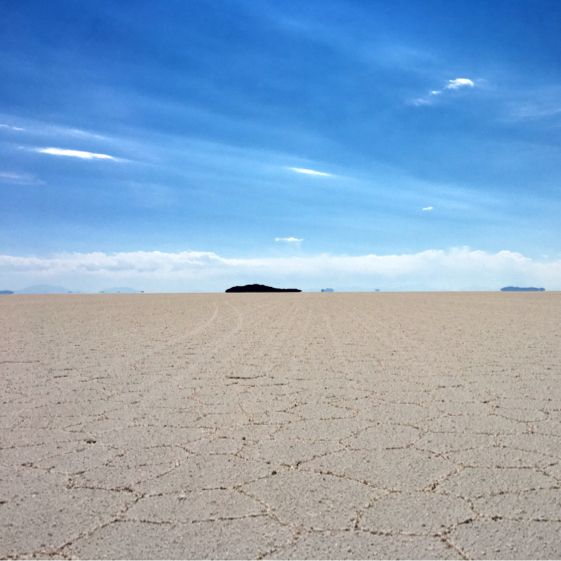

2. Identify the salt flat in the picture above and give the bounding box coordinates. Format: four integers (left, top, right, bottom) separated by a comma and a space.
1, 292, 561, 559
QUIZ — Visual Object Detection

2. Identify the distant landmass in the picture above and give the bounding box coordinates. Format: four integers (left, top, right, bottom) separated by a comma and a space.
226, 284, 301, 293
0, 290, 14, 295
99, 287, 140, 294
17, 285, 80, 294
500, 286, 545, 292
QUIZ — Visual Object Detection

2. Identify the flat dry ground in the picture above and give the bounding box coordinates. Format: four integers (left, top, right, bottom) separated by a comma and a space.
1, 293, 561, 559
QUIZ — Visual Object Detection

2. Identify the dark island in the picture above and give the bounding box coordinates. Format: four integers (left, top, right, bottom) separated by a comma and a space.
0, 290, 14, 295
226, 284, 301, 293
500, 286, 545, 292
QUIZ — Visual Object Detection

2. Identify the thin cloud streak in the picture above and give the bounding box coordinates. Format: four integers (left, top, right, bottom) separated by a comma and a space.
34, 147, 116, 160
0, 123, 25, 131
422, 206, 434, 212
274, 237, 303, 244
288, 167, 332, 177
2, 116, 108, 140
0, 171, 44, 186
60, 128, 108, 140
411, 97, 433, 107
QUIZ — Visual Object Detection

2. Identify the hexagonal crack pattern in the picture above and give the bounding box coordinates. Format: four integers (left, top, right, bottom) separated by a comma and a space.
1, 292, 561, 559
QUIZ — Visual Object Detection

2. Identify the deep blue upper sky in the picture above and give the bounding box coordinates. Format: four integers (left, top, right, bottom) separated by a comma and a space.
1, 0, 561, 289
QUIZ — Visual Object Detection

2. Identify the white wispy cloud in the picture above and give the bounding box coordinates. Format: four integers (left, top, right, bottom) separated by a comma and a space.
288, 167, 332, 177
33, 147, 116, 160
1, 247, 560, 291
422, 206, 434, 212
506, 101, 561, 122
444, 78, 475, 91
411, 98, 433, 107
60, 128, 108, 140
0, 171, 43, 186
1, 116, 110, 140
274, 237, 303, 244
0, 123, 25, 132
411, 77, 477, 106
496, 83, 561, 124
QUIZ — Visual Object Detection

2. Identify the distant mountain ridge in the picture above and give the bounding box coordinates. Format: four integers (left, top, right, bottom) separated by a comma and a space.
226, 283, 301, 293
17, 285, 80, 294
500, 286, 545, 292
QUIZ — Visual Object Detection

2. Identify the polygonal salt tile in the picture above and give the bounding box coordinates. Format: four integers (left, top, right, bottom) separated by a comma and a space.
274, 418, 368, 441
1, 486, 135, 557
473, 488, 561, 520
266, 530, 459, 560
446, 446, 555, 469
450, 519, 561, 559
239, 436, 343, 467
126, 488, 265, 522
361, 492, 474, 534
436, 467, 556, 497
66, 516, 295, 559
136, 454, 271, 494
343, 424, 420, 450
242, 470, 380, 530
305, 448, 454, 491
497, 433, 561, 460
414, 432, 499, 455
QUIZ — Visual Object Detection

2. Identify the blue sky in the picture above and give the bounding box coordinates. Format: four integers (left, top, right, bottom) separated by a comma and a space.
2, 0, 561, 291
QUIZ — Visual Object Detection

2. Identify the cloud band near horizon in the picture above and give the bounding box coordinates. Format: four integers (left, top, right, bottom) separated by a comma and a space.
0, 248, 559, 291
